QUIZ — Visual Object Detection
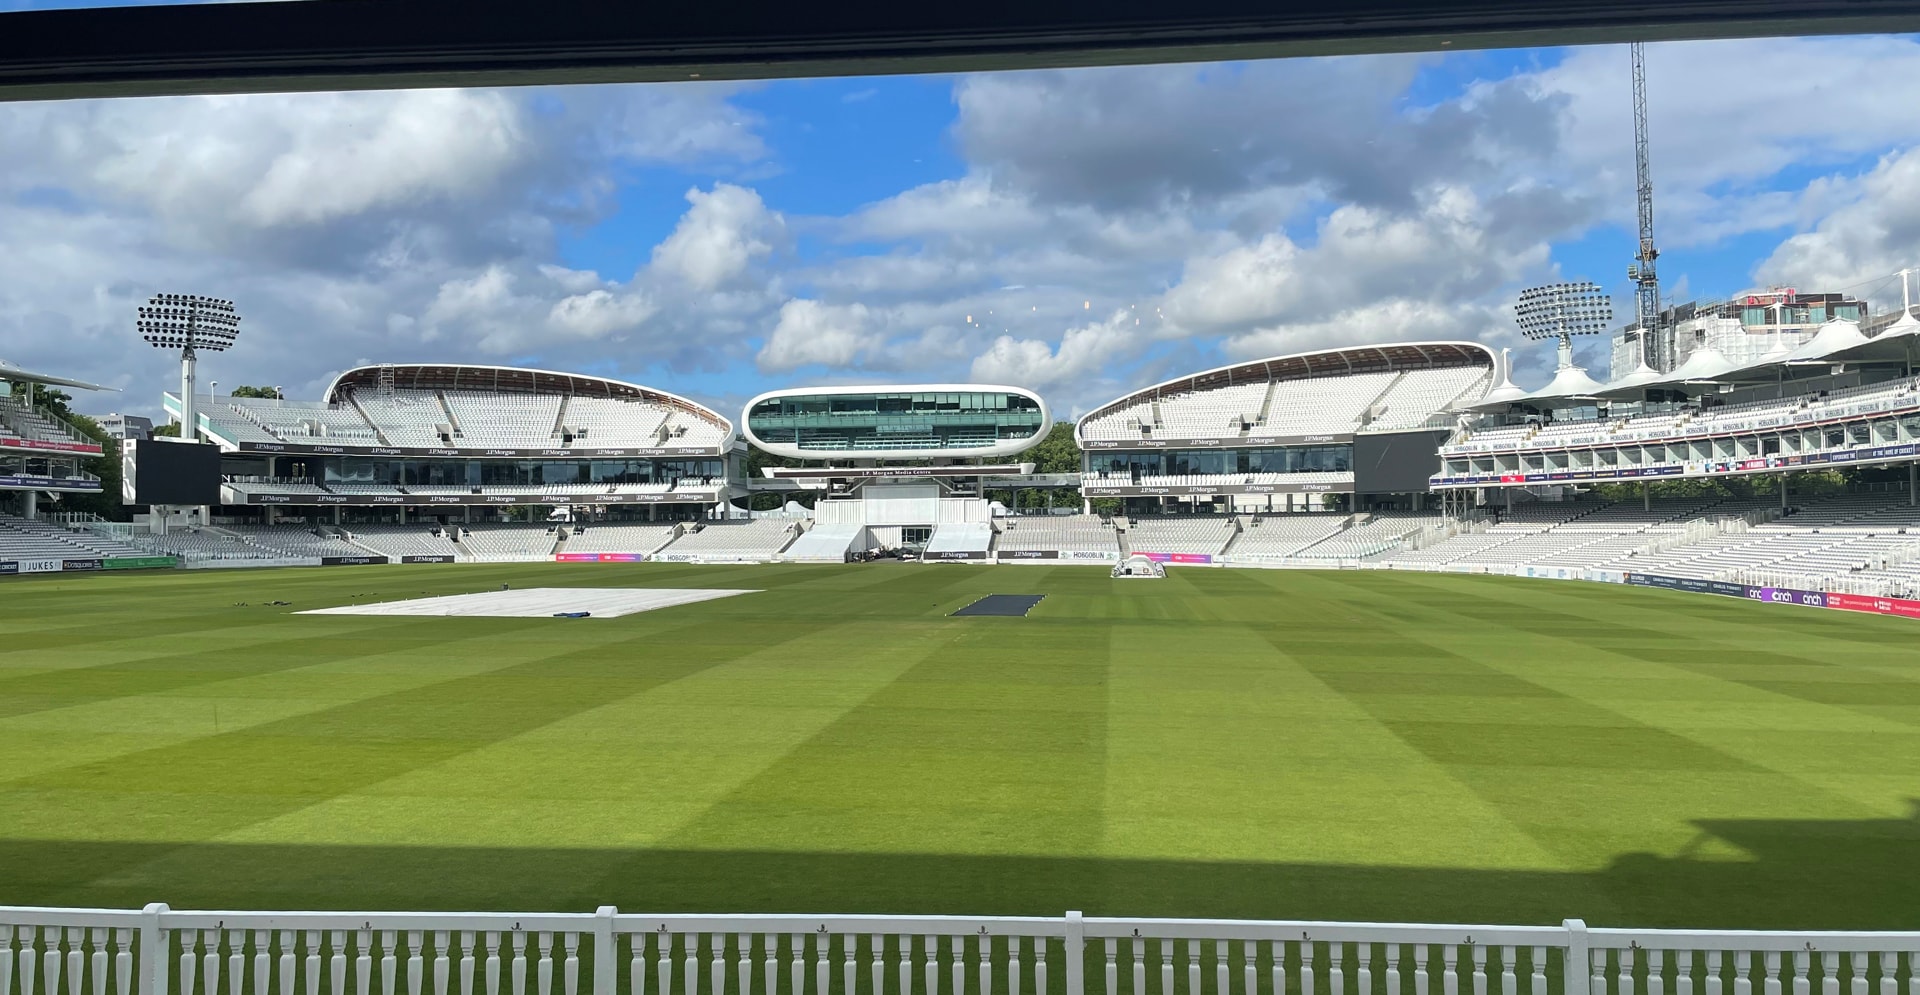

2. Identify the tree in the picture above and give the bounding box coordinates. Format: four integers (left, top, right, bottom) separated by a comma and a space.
1025, 421, 1083, 475
151, 422, 182, 438
229, 386, 282, 399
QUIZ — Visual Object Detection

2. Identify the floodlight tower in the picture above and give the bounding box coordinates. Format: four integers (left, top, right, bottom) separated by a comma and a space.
1515, 282, 1614, 370
137, 294, 241, 442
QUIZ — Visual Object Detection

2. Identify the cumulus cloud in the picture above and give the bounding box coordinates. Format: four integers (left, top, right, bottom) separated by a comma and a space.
651, 184, 783, 292
970, 310, 1143, 390
0, 82, 773, 412
757, 300, 880, 372
14, 35, 1920, 422
1161, 187, 1551, 338
1754, 147, 1920, 296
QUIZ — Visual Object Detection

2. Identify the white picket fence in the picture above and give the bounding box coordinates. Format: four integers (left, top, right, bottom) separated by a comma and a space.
4, 909, 1918, 995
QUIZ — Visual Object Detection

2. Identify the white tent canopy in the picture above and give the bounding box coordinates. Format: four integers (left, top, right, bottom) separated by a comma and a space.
1783, 319, 1871, 364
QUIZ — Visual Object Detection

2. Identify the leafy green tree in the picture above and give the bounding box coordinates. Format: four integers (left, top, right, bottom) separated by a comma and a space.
1025, 421, 1083, 475
229, 386, 282, 399
150, 422, 182, 438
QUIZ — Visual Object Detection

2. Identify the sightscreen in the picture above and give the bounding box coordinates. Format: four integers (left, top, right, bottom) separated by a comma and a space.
123, 439, 222, 505
1352, 429, 1449, 495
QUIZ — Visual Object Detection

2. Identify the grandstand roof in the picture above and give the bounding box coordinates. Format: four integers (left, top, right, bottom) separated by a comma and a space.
0, 360, 113, 392
1081, 341, 1494, 424
323, 364, 728, 426
1782, 318, 1872, 364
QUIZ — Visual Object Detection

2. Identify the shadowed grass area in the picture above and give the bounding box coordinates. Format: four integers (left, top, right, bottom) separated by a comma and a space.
2, 562, 1918, 928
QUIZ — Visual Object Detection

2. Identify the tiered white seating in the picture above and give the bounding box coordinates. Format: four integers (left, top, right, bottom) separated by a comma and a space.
779, 523, 863, 562
0, 399, 94, 446
1125, 516, 1237, 555
1379, 532, 1527, 565
328, 482, 405, 494
1452, 376, 1920, 455
654, 412, 731, 449
0, 515, 144, 559
202, 405, 286, 445
992, 515, 1119, 555
351, 391, 451, 448
345, 526, 464, 559
562, 523, 681, 555
442, 393, 563, 448
1290, 512, 1441, 558
1260, 372, 1397, 435
1368, 368, 1490, 430
225, 399, 380, 443
1080, 372, 1396, 442
133, 529, 278, 561
657, 520, 797, 559
1227, 515, 1350, 556
457, 526, 560, 561
926, 522, 993, 555
561, 397, 672, 447
1152, 383, 1270, 437
1377, 502, 1603, 565
223, 526, 369, 559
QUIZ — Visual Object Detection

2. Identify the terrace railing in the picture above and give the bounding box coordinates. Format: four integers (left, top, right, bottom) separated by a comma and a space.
5, 908, 1919, 995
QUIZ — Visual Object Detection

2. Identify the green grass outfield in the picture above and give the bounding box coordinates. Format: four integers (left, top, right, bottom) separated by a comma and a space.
3, 562, 1918, 928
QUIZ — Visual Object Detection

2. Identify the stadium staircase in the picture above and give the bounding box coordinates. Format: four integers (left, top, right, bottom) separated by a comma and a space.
1253, 378, 1280, 426
1359, 372, 1406, 427
549, 396, 571, 442
341, 395, 393, 447
435, 390, 462, 442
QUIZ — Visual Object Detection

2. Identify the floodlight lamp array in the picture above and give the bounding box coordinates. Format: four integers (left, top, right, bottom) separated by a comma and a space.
1513, 282, 1613, 341
137, 293, 242, 351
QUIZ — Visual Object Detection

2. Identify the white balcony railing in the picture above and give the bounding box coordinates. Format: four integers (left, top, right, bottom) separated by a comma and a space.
4, 907, 1918, 995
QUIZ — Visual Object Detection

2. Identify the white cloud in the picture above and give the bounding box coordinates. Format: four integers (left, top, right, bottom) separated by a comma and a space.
548, 289, 658, 339
970, 310, 1142, 390
1755, 147, 1920, 297
650, 184, 782, 292
757, 300, 880, 372
1161, 187, 1549, 337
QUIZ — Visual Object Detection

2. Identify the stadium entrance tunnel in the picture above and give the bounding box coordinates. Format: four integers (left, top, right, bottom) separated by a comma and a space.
3, 809, 1918, 927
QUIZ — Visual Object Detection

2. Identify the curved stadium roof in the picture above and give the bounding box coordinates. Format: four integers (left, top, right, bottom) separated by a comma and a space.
1078, 340, 1496, 426
324, 363, 730, 429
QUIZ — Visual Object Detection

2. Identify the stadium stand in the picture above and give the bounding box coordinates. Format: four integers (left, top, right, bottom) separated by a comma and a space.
1221, 514, 1349, 557
347, 390, 453, 448
220, 525, 373, 559
1080, 372, 1401, 442
925, 522, 993, 556
456, 525, 561, 561
1284, 512, 1442, 559
0, 397, 98, 448
779, 523, 864, 562
129, 528, 281, 561
656, 520, 798, 560
442, 393, 563, 448
0, 514, 146, 559
561, 522, 682, 556
1366, 367, 1491, 430
1124, 516, 1238, 556
991, 515, 1119, 556
1445, 376, 1920, 456
344, 525, 464, 559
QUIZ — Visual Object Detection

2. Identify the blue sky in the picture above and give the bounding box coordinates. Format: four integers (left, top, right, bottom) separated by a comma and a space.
2, 15, 1919, 421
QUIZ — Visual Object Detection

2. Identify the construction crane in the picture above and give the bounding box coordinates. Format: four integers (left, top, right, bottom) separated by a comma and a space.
1627, 42, 1662, 368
